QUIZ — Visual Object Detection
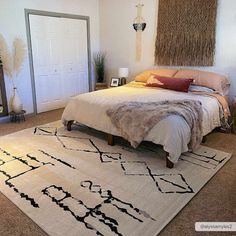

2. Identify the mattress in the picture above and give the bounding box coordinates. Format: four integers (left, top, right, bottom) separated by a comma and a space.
62, 82, 222, 163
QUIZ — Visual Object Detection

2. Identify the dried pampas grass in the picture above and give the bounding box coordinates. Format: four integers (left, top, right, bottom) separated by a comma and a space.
0, 34, 26, 81
13, 38, 26, 77
0, 33, 13, 78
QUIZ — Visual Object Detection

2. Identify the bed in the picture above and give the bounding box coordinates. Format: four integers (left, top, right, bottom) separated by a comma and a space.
62, 69, 230, 168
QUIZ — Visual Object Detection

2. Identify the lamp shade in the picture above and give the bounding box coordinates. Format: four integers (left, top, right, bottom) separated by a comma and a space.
118, 68, 129, 78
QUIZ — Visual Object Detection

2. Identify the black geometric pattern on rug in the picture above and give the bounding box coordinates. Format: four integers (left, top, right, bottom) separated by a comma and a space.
42, 180, 156, 236
0, 147, 53, 208
34, 127, 194, 194
121, 141, 227, 170
39, 149, 76, 169
0, 146, 78, 208
121, 161, 193, 194
180, 151, 227, 169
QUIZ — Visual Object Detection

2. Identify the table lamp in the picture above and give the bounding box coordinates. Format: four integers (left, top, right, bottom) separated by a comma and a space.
118, 68, 129, 85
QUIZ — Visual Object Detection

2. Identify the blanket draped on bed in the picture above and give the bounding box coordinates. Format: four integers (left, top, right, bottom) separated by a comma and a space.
106, 100, 203, 150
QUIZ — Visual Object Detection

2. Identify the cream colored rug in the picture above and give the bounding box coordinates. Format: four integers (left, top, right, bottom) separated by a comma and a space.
0, 121, 231, 236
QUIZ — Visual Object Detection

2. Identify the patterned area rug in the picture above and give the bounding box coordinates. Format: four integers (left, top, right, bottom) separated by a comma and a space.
0, 121, 231, 236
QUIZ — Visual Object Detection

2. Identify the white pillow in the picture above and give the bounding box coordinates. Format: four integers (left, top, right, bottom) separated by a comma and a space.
189, 85, 215, 93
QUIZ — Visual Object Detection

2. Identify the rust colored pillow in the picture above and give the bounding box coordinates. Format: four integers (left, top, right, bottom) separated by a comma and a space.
146, 74, 194, 92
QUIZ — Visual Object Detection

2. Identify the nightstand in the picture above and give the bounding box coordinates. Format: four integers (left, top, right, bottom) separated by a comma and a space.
95, 83, 108, 91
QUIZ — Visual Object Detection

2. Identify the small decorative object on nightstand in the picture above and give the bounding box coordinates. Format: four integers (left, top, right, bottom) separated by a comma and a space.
110, 77, 120, 87
118, 68, 129, 85
9, 110, 26, 122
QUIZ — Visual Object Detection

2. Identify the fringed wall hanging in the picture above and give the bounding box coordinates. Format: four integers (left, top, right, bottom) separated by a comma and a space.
155, 0, 217, 66
133, 2, 146, 62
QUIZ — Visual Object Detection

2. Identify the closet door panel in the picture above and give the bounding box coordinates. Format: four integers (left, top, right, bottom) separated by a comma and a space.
62, 18, 89, 101
78, 72, 89, 94
30, 15, 63, 113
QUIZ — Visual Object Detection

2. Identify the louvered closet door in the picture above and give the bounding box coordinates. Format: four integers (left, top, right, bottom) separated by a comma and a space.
29, 15, 89, 113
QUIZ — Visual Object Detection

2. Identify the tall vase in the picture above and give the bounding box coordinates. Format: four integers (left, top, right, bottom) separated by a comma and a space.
11, 87, 23, 113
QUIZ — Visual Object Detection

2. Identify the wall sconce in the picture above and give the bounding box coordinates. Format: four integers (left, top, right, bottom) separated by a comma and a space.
118, 68, 129, 85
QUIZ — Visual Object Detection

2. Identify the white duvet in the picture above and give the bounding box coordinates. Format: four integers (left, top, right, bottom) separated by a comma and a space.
62, 82, 221, 163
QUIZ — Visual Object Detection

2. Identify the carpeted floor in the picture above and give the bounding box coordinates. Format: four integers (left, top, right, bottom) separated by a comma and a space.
0, 108, 235, 236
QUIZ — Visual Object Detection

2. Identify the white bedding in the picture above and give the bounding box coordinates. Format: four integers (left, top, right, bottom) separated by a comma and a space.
62, 82, 221, 163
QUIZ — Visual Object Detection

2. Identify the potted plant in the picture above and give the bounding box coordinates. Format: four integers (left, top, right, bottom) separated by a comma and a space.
93, 52, 107, 90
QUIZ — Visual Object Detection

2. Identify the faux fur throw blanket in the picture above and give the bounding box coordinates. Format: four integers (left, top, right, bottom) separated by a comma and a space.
106, 100, 203, 150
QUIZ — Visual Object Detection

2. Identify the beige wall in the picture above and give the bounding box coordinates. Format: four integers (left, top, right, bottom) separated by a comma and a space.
1, 0, 235, 116
100, 0, 236, 98
0, 0, 100, 114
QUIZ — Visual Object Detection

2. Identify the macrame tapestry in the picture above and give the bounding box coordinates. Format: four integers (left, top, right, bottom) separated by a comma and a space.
155, 0, 217, 66
133, 3, 146, 62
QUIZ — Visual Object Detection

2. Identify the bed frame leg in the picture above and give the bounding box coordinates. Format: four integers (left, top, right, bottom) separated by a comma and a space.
107, 134, 114, 146
202, 135, 207, 143
67, 120, 74, 131
166, 153, 174, 168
